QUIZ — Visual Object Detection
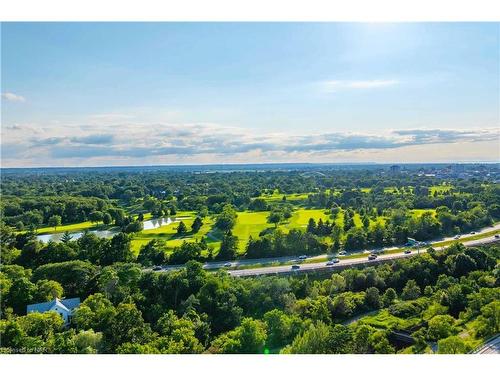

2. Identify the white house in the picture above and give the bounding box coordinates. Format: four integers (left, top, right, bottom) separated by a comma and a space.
26, 297, 81, 325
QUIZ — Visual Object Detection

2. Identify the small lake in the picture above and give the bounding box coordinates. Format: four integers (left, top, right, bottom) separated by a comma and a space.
37, 229, 117, 243
37, 216, 189, 243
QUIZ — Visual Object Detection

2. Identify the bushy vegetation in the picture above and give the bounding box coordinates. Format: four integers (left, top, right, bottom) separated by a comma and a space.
1, 166, 499, 354
1, 242, 498, 354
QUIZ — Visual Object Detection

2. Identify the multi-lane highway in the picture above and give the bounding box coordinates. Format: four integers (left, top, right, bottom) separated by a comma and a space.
471, 334, 500, 354
228, 232, 500, 277
151, 223, 500, 277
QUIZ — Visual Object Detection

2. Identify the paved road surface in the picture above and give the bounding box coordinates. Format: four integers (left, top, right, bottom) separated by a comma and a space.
150, 223, 500, 277
471, 334, 500, 354
228, 234, 500, 277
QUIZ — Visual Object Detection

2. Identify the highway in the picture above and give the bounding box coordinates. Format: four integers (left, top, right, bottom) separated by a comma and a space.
471, 334, 500, 354
150, 223, 500, 277
228, 233, 500, 277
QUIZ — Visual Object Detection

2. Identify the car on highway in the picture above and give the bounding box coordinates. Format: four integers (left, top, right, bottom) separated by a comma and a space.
453, 234, 461, 239
368, 254, 377, 260
326, 258, 340, 266
152, 266, 162, 271
404, 249, 411, 254
291, 265, 301, 270
470, 231, 476, 235
224, 262, 232, 267
495, 234, 500, 239
298, 255, 307, 260
338, 251, 347, 256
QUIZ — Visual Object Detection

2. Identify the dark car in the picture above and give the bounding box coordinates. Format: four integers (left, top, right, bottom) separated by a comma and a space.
291, 265, 301, 270
368, 254, 377, 260
404, 249, 411, 254
326, 258, 339, 266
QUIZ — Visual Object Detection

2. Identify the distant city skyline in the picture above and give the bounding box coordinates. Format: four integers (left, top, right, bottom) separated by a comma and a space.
1, 22, 499, 167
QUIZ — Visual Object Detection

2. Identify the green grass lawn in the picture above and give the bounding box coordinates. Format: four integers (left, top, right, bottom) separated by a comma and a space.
257, 191, 310, 203
410, 208, 436, 218
353, 212, 363, 227
232, 211, 273, 251
128, 211, 205, 253
230, 208, 335, 252
429, 184, 453, 195
35, 221, 101, 234
132, 208, 342, 254
284, 208, 331, 228
35, 206, 153, 237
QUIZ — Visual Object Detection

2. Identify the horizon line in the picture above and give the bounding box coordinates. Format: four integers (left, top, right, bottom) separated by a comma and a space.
2, 160, 499, 170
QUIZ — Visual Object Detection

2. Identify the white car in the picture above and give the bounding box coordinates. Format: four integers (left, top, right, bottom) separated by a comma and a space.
453, 235, 461, 239
298, 255, 307, 260
224, 262, 232, 267
338, 251, 347, 256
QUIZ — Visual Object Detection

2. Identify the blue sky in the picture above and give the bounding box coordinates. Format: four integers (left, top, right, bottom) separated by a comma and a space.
1, 22, 499, 166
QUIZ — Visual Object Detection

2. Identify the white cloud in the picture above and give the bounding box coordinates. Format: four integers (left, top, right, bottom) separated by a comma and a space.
1, 92, 26, 102
2, 121, 498, 165
322, 79, 399, 92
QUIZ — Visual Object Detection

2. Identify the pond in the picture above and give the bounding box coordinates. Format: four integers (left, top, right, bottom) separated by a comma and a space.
37, 216, 188, 243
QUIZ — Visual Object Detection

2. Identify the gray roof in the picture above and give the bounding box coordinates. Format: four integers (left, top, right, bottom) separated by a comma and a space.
26, 297, 81, 314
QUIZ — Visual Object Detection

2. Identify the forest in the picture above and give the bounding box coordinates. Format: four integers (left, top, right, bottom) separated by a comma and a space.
1, 165, 499, 354
1, 242, 498, 353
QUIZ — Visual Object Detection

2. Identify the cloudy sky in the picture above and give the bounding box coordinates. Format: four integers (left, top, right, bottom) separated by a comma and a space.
1, 22, 499, 167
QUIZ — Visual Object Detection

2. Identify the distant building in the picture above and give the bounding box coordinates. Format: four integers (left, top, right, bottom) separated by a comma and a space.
26, 297, 80, 325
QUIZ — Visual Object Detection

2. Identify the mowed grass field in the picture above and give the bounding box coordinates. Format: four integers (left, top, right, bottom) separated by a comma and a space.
35, 221, 101, 234
35, 211, 154, 236
358, 185, 452, 196
207, 209, 336, 252
257, 191, 310, 203
130, 211, 208, 253
429, 184, 453, 195
35, 204, 438, 257
130, 208, 340, 254
232, 211, 271, 244
285, 208, 331, 228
